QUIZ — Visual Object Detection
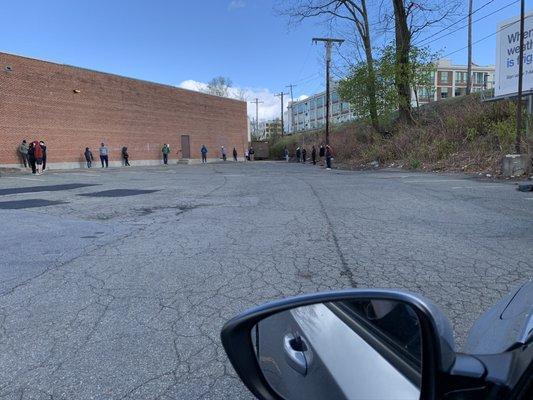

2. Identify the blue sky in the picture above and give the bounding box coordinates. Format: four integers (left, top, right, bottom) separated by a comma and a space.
0, 0, 527, 119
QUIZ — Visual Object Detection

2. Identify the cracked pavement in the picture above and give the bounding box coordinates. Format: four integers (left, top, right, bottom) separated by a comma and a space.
0, 162, 532, 399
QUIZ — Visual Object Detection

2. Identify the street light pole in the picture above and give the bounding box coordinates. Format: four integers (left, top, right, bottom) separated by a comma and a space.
515, 0, 525, 154
313, 37, 344, 145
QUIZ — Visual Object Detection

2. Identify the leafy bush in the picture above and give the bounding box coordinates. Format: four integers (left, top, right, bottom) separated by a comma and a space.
268, 94, 525, 175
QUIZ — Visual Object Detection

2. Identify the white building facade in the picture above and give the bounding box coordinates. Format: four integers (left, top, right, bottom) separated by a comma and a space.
287, 85, 355, 134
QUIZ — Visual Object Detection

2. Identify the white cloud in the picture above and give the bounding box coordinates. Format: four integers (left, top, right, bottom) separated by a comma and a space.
178, 79, 307, 122
228, 0, 246, 10
179, 79, 208, 92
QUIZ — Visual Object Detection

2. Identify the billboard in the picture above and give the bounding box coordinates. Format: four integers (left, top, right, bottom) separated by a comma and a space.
495, 13, 533, 97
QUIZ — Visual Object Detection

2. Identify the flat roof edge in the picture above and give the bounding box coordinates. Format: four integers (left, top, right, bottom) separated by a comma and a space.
0, 50, 246, 105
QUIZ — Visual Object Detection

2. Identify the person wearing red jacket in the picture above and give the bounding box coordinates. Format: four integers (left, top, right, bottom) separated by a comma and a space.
33, 141, 44, 175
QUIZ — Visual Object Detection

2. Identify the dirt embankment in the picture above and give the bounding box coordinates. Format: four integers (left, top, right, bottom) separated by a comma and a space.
271, 94, 532, 177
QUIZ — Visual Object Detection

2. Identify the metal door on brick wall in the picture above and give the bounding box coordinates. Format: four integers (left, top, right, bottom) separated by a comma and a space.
181, 135, 190, 159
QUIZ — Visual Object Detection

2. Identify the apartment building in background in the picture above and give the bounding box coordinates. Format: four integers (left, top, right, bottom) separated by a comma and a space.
414, 59, 495, 105
255, 119, 282, 140
287, 84, 355, 134
287, 59, 495, 134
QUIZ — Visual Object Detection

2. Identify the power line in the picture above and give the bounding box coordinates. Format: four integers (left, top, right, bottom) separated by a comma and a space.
417, 0, 519, 46
292, 72, 320, 84
295, 43, 313, 82
416, 0, 500, 44
439, 14, 532, 59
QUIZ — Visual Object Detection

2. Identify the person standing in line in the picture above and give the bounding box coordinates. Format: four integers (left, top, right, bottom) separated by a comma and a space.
201, 145, 208, 163
84, 147, 94, 168
302, 148, 307, 163
325, 144, 333, 170
122, 146, 130, 166
33, 140, 44, 175
245, 148, 249, 161
249, 146, 255, 161
221, 146, 227, 161
99, 143, 109, 168
319, 144, 325, 165
284, 147, 289, 162
296, 147, 301, 163
233, 147, 238, 162
311, 145, 317, 165
28, 141, 36, 174
39, 141, 47, 171
18, 140, 29, 168
162, 144, 170, 165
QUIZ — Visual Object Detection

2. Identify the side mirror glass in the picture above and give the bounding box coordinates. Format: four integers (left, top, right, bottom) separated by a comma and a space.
221, 290, 456, 400
253, 300, 421, 400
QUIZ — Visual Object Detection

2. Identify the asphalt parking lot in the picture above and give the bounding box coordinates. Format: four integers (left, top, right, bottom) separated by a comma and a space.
0, 162, 532, 399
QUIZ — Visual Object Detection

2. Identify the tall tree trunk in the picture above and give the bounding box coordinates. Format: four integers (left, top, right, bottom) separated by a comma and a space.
360, 0, 380, 132
392, 0, 413, 123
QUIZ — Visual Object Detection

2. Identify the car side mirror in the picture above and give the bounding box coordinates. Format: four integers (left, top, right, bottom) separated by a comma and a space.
221, 289, 458, 400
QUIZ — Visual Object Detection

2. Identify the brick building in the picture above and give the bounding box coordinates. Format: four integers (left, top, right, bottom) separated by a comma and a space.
0, 52, 248, 168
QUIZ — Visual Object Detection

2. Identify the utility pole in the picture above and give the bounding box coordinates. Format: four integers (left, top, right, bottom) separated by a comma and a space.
286, 84, 297, 133
313, 37, 344, 145
466, 0, 473, 95
275, 92, 289, 137
515, 0, 525, 154
250, 98, 263, 138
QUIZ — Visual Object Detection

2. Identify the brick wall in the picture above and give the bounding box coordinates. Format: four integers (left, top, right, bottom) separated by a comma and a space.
0, 52, 248, 167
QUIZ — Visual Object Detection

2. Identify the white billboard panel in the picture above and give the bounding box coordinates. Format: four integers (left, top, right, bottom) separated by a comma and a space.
495, 13, 533, 97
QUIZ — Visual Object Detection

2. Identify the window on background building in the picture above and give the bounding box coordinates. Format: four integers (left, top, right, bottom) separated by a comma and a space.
455, 71, 466, 82
297, 103, 304, 114
439, 71, 449, 84
332, 92, 339, 102
341, 102, 351, 112
440, 87, 448, 99
317, 108, 324, 119
454, 87, 464, 97
310, 99, 316, 109
332, 103, 340, 115
317, 96, 324, 108
475, 72, 485, 84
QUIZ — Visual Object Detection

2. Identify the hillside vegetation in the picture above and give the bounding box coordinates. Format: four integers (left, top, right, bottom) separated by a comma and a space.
271, 94, 528, 175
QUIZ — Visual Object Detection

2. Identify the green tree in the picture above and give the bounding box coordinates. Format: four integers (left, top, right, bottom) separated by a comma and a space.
338, 45, 437, 125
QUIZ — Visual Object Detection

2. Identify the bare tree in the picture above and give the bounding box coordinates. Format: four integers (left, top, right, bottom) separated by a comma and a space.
203, 76, 233, 97
278, 0, 381, 132
389, 0, 459, 122
234, 87, 248, 101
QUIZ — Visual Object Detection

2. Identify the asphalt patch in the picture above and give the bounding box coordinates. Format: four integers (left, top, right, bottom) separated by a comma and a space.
518, 184, 533, 192
0, 199, 67, 209
79, 189, 159, 198
0, 183, 98, 196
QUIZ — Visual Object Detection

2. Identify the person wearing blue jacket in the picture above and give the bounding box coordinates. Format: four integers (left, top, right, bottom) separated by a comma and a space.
201, 145, 208, 163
